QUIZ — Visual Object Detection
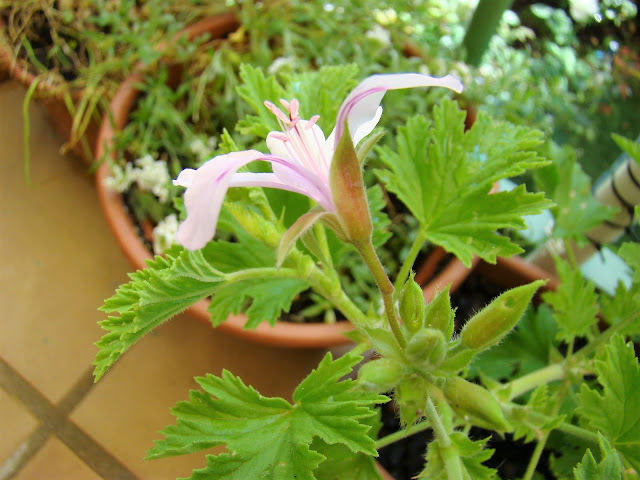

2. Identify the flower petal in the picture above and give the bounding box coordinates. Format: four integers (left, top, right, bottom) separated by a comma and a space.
334, 73, 464, 146
176, 150, 265, 250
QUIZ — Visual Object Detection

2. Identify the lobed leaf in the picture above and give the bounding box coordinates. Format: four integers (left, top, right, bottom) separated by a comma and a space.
576, 335, 640, 472
148, 352, 387, 480
376, 101, 552, 267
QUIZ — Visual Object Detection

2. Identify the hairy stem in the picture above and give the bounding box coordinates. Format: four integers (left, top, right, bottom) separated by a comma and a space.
394, 229, 428, 292
355, 239, 406, 347
505, 363, 566, 401
424, 397, 463, 480
375, 420, 433, 450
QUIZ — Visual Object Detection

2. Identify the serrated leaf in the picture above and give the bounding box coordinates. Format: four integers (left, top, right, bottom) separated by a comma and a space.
534, 142, 617, 243
148, 352, 387, 480
94, 248, 225, 380
235, 64, 286, 137
619, 242, 640, 285
599, 280, 640, 335
512, 385, 565, 443
311, 403, 383, 480
207, 276, 309, 329
282, 65, 359, 133
573, 434, 622, 480
576, 335, 640, 472
542, 258, 599, 342
375, 102, 551, 267
420, 432, 496, 479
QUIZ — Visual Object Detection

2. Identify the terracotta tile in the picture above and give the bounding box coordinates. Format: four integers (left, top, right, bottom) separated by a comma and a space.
0, 388, 39, 464
0, 82, 132, 403
14, 436, 102, 480
72, 313, 326, 479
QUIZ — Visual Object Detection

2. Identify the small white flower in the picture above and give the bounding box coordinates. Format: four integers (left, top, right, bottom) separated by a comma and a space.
104, 163, 135, 193
133, 155, 171, 203
152, 214, 179, 254
268, 56, 297, 75
366, 24, 391, 46
569, 0, 599, 23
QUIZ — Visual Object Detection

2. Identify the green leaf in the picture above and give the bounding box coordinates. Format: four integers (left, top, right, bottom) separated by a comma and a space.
599, 280, 640, 335
282, 65, 359, 133
147, 352, 387, 480
235, 64, 286, 137
421, 432, 496, 480
311, 406, 383, 480
611, 133, 640, 164
573, 434, 622, 480
542, 258, 599, 342
470, 304, 558, 381
207, 276, 309, 329
512, 385, 565, 443
94, 248, 225, 380
376, 102, 551, 267
619, 242, 640, 285
534, 142, 617, 243
576, 335, 640, 472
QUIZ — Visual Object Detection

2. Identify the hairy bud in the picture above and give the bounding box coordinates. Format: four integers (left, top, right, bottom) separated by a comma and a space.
406, 328, 447, 370
460, 280, 546, 351
358, 358, 403, 392
424, 286, 454, 340
399, 274, 426, 334
443, 377, 512, 432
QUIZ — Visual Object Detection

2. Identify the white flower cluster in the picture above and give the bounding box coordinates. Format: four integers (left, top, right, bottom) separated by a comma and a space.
188, 137, 218, 163
104, 155, 172, 203
152, 213, 179, 254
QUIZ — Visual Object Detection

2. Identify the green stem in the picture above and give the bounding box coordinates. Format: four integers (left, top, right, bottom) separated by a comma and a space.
523, 433, 548, 480
375, 420, 433, 450
462, 0, 514, 66
505, 363, 566, 401
394, 229, 428, 292
424, 397, 463, 480
355, 239, 406, 348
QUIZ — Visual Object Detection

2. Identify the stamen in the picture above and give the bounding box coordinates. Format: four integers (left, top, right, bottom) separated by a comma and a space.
271, 133, 289, 142
279, 99, 291, 111
289, 99, 300, 119
306, 115, 321, 129
264, 100, 290, 124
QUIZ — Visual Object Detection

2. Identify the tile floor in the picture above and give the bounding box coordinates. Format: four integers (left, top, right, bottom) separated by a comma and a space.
0, 80, 328, 479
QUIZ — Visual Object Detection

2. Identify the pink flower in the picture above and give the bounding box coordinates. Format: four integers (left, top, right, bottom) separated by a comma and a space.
174, 73, 463, 250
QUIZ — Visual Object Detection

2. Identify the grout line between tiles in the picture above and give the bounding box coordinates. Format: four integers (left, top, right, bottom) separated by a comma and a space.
0, 426, 49, 480
0, 358, 138, 480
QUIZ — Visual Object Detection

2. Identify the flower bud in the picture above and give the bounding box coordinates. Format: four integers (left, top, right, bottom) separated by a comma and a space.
399, 274, 426, 334
405, 328, 446, 370
358, 358, 403, 392
460, 280, 546, 351
443, 377, 512, 432
424, 286, 454, 340
330, 122, 373, 243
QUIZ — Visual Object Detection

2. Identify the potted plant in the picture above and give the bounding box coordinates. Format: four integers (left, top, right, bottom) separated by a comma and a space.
94, 63, 640, 480
0, 0, 234, 164
93, 1, 494, 347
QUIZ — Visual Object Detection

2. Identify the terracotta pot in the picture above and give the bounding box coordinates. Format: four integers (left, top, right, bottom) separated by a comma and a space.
475, 255, 560, 293
0, 17, 98, 163
95, 16, 478, 348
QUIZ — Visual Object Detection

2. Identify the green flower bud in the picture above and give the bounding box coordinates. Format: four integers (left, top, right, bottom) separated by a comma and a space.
424, 286, 455, 340
460, 280, 546, 351
443, 377, 512, 432
358, 358, 403, 392
330, 121, 373, 243
396, 375, 427, 425
399, 274, 426, 334
406, 328, 447, 370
